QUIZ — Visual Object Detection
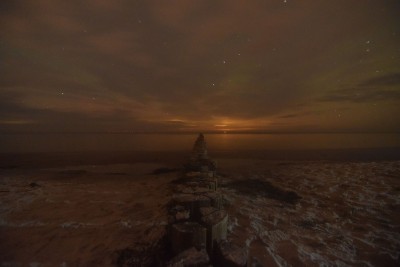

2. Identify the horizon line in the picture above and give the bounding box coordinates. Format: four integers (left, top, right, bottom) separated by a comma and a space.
0, 131, 399, 135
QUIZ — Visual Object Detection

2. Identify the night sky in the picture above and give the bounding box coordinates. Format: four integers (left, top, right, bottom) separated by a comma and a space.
1, 0, 400, 133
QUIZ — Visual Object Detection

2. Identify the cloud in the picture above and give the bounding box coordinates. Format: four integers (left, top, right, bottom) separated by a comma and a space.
320, 73, 400, 103
359, 73, 400, 87
321, 88, 400, 103
278, 114, 300, 119
1, 0, 400, 132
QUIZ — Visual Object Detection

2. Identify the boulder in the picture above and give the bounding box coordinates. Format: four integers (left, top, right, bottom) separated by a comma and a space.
167, 247, 210, 267
199, 178, 218, 191
169, 205, 191, 223
170, 222, 207, 255
203, 192, 223, 209
191, 133, 208, 161
199, 208, 228, 254
172, 194, 212, 220
215, 240, 248, 267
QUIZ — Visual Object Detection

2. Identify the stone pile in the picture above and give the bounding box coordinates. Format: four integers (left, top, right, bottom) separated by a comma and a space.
167, 134, 247, 267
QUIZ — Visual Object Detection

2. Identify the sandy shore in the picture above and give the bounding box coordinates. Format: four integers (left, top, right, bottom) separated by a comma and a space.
0, 153, 399, 266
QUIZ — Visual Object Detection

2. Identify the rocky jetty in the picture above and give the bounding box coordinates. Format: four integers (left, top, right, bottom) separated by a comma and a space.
185, 133, 217, 177
167, 134, 247, 266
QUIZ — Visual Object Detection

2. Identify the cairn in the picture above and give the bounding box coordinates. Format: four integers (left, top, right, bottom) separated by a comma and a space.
167, 134, 247, 266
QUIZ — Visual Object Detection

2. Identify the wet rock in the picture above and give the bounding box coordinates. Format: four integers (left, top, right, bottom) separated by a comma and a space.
169, 205, 191, 223
199, 178, 218, 191
169, 222, 207, 255
167, 134, 238, 266
180, 186, 211, 195
113, 238, 167, 267
200, 208, 228, 254
185, 134, 217, 173
175, 210, 190, 221
248, 256, 265, 267
167, 247, 210, 267
172, 194, 212, 219
191, 133, 208, 161
203, 192, 223, 209
215, 240, 248, 267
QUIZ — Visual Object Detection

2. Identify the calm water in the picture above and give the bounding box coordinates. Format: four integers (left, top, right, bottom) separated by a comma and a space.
0, 133, 399, 153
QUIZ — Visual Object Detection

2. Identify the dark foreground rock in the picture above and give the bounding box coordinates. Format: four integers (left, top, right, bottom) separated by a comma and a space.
166, 134, 235, 266
167, 247, 210, 267
112, 238, 168, 267
215, 240, 248, 267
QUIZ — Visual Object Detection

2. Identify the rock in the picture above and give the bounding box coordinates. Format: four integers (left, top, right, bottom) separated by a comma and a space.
172, 194, 212, 220
178, 176, 217, 192
169, 205, 191, 223
167, 133, 241, 266
167, 247, 210, 267
185, 171, 202, 177
199, 178, 218, 191
29, 182, 40, 188
185, 134, 217, 173
169, 222, 207, 255
215, 240, 248, 267
203, 192, 223, 209
248, 256, 265, 267
191, 133, 208, 161
175, 210, 190, 221
180, 186, 211, 195
199, 208, 228, 254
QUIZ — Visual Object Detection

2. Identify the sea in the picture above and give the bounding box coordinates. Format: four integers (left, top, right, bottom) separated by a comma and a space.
0, 133, 399, 154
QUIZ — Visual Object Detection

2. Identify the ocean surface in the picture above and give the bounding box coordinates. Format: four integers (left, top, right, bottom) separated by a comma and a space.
0, 133, 399, 153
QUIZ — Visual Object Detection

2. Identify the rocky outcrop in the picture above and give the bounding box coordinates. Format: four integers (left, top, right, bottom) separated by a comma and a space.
170, 222, 207, 255
215, 240, 248, 267
185, 133, 217, 176
190, 133, 208, 161
167, 134, 246, 266
167, 247, 210, 267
